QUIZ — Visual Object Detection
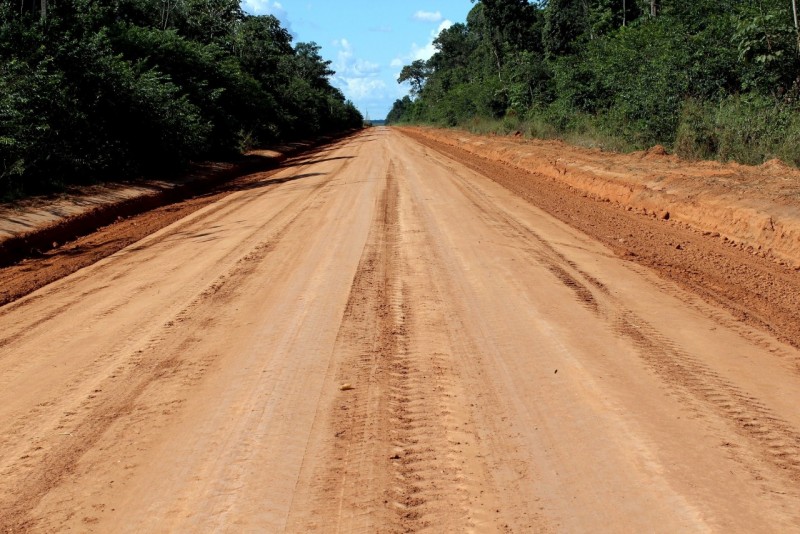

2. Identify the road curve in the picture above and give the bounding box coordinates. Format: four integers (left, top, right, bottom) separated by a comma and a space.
1, 128, 799, 532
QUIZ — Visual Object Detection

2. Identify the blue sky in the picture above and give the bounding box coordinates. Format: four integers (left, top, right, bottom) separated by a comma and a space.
241, 1, 474, 120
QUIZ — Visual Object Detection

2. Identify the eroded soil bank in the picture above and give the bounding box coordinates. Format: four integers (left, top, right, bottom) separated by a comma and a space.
400, 126, 800, 350
0, 139, 349, 306
403, 127, 800, 268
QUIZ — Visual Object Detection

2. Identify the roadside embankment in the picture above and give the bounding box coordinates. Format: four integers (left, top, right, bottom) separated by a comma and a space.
0, 152, 290, 268
0, 129, 363, 269
402, 127, 800, 269
0, 133, 355, 305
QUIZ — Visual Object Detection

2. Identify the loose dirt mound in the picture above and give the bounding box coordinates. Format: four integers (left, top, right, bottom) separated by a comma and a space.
643, 144, 669, 158
760, 158, 796, 173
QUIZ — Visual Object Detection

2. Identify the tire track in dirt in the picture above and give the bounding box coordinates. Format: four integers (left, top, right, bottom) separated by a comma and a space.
5, 127, 798, 530
0, 136, 357, 308
408, 137, 800, 498
0, 164, 341, 532
401, 129, 800, 353
289, 161, 504, 532
615, 314, 800, 484
0, 154, 352, 357
283, 162, 398, 532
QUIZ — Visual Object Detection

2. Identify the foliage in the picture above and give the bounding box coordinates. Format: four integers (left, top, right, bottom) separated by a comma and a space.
675, 95, 800, 165
0, 0, 362, 198
398, 60, 432, 96
388, 0, 800, 167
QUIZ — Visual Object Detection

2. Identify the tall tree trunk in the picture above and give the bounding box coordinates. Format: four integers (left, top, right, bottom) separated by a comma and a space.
583, 0, 593, 39
793, 0, 800, 54
40, 0, 45, 22
492, 45, 502, 81
650, 0, 657, 17
623, 0, 626, 26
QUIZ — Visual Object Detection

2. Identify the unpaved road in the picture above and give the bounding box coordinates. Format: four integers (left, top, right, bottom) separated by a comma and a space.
1, 127, 800, 532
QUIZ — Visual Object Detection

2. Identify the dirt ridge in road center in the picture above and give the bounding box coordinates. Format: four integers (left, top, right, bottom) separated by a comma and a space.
400, 128, 800, 353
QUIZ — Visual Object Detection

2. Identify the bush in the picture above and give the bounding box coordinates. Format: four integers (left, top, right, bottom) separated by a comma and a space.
0, 1, 361, 198
676, 95, 800, 166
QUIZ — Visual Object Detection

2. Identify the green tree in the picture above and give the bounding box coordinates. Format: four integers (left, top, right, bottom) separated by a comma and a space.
398, 59, 431, 96
0, 0, 361, 198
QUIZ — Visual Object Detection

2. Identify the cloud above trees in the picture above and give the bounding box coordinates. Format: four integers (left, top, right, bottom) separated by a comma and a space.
413, 10, 443, 23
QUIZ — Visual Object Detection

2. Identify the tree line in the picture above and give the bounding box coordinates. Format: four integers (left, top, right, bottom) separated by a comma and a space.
388, 0, 800, 166
0, 0, 362, 198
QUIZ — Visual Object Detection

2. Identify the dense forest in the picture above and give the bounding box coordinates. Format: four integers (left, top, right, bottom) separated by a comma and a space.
388, 0, 800, 166
0, 0, 362, 198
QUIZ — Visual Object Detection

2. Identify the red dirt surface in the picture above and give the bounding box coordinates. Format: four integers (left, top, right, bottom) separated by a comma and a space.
0, 141, 345, 306
405, 127, 800, 268
1, 128, 799, 531
401, 127, 800, 352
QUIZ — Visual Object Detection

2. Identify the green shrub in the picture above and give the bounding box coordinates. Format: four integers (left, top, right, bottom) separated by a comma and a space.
676, 96, 800, 166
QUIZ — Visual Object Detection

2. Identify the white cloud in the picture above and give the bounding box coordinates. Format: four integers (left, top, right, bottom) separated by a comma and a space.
333, 39, 382, 77
241, 0, 294, 34
392, 19, 453, 67
333, 38, 353, 68
242, 0, 283, 16
342, 78, 388, 101
353, 59, 381, 76
412, 41, 437, 61
413, 10, 442, 23
330, 38, 387, 103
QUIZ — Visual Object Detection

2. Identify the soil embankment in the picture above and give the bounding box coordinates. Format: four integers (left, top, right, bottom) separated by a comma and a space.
401, 126, 800, 350
402, 126, 800, 268
0, 137, 350, 306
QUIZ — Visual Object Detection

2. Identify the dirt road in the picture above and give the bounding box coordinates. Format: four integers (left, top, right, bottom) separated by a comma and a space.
1, 128, 799, 532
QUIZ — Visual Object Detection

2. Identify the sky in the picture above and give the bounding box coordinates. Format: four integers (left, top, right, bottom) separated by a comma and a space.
241, 1, 474, 120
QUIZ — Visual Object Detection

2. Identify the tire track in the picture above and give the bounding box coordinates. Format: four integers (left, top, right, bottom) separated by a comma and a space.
616, 313, 800, 484
295, 161, 501, 532
403, 134, 800, 493
0, 154, 350, 354
402, 129, 800, 352
289, 163, 397, 532
0, 165, 340, 532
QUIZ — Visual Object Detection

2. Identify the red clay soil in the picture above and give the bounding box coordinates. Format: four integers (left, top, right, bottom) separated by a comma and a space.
3, 127, 800, 353
2, 127, 800, 531
400, 127, 800, 352
0, 142, 344, 306
406, 127, 800, 267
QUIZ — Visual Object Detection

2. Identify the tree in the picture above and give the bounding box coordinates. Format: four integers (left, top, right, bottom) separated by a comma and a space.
386, 96, 413, 124
293, 42, 335, 89
475, 0, 540, 52
398, 60, 431, 96
430, 23, 472, 71
0, 0, 361, 198
543, 0, 589, 56
181, 0, 243, 47
793, 0, 800, 53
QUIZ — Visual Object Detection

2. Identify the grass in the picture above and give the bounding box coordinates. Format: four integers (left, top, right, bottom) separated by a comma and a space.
413, 95, 800, 169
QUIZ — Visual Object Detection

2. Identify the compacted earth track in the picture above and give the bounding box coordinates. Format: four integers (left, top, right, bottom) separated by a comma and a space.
1, 128, 799, 532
